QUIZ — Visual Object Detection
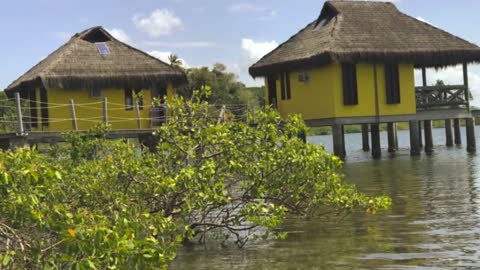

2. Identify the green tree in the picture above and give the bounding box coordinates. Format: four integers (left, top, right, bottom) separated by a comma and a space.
0, 88, 390, 269
167, 54, 183, 68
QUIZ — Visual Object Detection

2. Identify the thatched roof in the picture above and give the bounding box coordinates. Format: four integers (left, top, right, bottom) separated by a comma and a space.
5, 26, 187, 93
249, 1, 480, 77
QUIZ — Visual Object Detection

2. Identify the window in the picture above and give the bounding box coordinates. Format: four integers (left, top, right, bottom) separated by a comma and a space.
125, 88, 133, 110
95, 42, 110, 55
125, 88, 143, 110
39, 87, 49, 127
280, 72, 291, 100
342, 63, 358, 105
90, 88, 102, 98
385, 64, 401, 104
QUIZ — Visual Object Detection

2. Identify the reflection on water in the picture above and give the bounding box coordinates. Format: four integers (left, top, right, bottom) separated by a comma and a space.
171, 127, 480, 269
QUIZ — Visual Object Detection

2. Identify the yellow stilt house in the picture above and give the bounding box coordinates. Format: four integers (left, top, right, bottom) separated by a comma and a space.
4, 26, 186, 131
249, 1, 480, 158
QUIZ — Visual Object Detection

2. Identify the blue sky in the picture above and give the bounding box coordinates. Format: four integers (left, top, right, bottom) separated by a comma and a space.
2, 0, 480, 104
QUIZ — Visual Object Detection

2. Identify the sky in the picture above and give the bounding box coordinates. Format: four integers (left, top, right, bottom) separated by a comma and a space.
2, 0, 480, 104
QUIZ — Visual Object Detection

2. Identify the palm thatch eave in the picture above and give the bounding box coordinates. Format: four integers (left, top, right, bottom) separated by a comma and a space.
4, 26, 187, 94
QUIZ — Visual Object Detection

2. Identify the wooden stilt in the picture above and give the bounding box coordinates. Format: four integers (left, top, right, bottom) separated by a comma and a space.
418, 121, 423, 148
466, 117, 476, 153
361, 124, 370, 152
387, 122, 396, 153
424, 120, 434, 154
393, 122, 399, 150
454, 119, 462, 145
445, 119, 453, 147
341, 125, 346, 157
371, 123, 381, 158
332, 124, 345, 160
409, 120, 421, 156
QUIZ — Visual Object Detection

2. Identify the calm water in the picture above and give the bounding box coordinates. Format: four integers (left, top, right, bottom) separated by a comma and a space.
171, 127, 480, 269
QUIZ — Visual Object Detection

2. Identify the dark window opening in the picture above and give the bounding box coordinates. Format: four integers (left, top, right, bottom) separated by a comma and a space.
90, 88, 102, 98
28, 89, 38, 128
81, 30, 111, 43
385, 64, 401, 104
280, 73, 286, 100
280, 72, 291, 100
285, 72, 291, 99
125, 88, 143, 110
135, 89, 144, 110
342, 63, 358, 105
39, 87, 49, 127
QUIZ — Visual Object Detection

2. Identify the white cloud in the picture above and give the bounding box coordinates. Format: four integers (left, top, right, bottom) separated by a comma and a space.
147, 50, 189, 68
259, 10, 278, 21
241, 39, 278, 63
414, 64, 480, 107
106, 28, 132, 44
133, 9, 183, 37
227, 3, 267, 13
416, 16, 436, 26
142, 40, 216, 48
239, 38, 278, 86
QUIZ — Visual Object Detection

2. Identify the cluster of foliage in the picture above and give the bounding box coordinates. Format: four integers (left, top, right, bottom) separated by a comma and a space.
0, 89, 390, 269
177, 63, 264, 108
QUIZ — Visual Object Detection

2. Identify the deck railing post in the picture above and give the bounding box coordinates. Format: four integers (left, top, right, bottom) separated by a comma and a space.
69, 99, 78, 131
135, 101, 141, 129
14, 92, 24, 135
102, 97, 108, 125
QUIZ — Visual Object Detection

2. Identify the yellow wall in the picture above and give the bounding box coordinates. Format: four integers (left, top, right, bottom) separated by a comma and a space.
31, 83, 175, 131
265, 65, 338, 120
265, 63, 416, 120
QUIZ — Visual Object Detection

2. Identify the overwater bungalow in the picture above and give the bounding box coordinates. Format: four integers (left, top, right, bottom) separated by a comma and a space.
4, 26, 186, 131
249, 1, 480, 158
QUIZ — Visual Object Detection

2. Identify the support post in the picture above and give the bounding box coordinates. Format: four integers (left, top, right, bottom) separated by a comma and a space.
135, 101, 141, 129
418, 121, 423, 148
393, 122, 399, 150
69, 99, 78, 131
387, 122, 396, 153
409, 120, 421, 156
454, 119, 462, 145
463, 63, 470, 111
424, 120, 434, 154
445, 119, 453, 147
341, 125, 346, 157
102, 97, 108, 125
14, 92, 24, 135
371, 123, 381, 158
361, 124, 370, 152
466, 117, 476, 153
332, 124, 345, 160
